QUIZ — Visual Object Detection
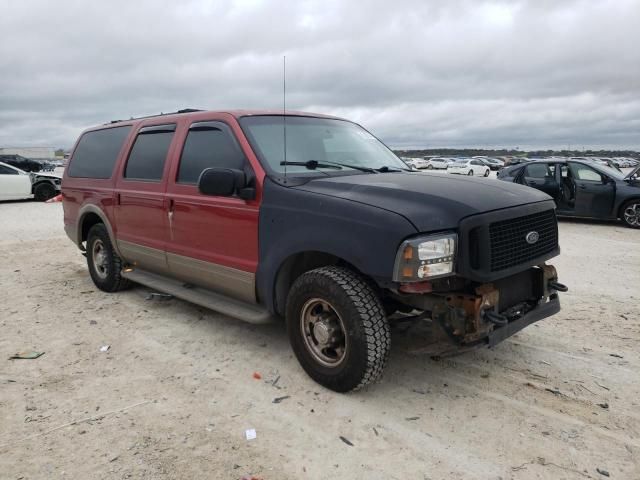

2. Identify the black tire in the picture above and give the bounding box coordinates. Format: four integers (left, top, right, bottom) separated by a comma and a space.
86, 224, 131, 292
484, 169, 490, 177
33, 182, 56, 201
286, 266, 391, 392
620, 199, 640, 229
467, 170, 474, 176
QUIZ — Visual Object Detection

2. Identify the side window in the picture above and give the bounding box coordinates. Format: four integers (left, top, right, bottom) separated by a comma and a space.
525, 163, 551, 179
124, 124, 176, 181
0, 165, 18, 175
68, 126, 132, 178
569, 163, 603, 182
177, 122, 245, 184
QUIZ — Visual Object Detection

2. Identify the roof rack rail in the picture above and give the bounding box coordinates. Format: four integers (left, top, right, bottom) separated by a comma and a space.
107, 108, 203, 124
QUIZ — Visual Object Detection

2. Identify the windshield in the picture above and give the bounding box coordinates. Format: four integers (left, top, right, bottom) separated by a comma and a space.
239, 115, 408, 174
590, 162, 626, 180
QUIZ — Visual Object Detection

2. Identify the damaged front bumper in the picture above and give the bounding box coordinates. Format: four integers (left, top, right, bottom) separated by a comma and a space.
392, 264, 567, 349
484, 294, 560, 347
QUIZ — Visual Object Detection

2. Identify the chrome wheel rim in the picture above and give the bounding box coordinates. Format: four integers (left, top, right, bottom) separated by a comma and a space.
300, 298, 347, 368
624, 203, 640, 226
92, 239, 109, 279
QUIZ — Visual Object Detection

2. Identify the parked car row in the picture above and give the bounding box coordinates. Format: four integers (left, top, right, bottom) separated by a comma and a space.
0, 154, 60, 173
569, 156, 638, 169
0, 161, 62, 201
400, 156, 503, 176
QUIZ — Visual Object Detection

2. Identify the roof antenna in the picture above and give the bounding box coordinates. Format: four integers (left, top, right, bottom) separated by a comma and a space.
283, 55, 287, 183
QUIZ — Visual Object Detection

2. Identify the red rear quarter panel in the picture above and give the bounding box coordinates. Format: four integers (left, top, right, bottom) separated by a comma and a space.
61, 124, 136, 244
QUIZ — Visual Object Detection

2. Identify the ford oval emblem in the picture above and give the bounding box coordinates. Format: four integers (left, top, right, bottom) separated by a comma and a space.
525, 231, 539, 244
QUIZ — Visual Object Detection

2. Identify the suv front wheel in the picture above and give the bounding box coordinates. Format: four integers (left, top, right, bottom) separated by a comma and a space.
86, 224, 131, 292
286, 266, 391, 392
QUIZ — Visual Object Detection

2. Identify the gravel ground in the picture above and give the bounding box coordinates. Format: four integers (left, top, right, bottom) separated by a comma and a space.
0, 200, 638, 479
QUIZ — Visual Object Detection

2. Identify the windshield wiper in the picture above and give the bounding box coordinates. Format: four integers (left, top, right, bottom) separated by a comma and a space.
281, 159, 379, 173
375, 166, 406, 172
318, 160, 378, 173
280, 160, 342, 170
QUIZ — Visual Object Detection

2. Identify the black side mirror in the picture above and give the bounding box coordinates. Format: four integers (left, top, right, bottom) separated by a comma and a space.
198, 168, 249, 197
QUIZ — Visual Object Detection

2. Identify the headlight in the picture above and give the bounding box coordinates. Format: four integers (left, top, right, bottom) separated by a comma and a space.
392, 233, 457, 282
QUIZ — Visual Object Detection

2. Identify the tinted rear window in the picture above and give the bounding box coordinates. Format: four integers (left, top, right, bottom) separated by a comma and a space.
68, 126, 132, 178
124, 125, 175, 181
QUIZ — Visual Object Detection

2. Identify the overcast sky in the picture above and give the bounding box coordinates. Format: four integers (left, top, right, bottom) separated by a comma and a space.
1, 0, 639, 150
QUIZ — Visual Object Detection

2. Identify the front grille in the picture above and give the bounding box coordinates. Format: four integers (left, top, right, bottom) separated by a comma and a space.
489, 209, 558, 272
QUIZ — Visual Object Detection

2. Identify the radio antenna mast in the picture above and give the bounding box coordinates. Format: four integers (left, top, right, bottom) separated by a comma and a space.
283, 55, 287, 182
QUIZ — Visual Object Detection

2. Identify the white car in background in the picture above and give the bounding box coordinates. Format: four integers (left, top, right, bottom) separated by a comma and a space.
405, 157, 429, 169
424, 157, 450, 169
0, 162, 33, 201
447, 159, 490, 177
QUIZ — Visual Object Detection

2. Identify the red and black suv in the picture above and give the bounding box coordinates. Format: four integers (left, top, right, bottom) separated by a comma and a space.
62, 109, 566, 392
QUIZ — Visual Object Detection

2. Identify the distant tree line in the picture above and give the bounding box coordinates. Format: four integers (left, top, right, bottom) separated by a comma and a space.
394, 148, 639, 159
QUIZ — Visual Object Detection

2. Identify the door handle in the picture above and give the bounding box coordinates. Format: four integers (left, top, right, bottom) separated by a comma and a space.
578, 185, 587, 190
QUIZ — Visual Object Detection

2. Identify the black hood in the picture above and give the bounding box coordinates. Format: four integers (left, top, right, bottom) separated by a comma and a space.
293, 172, 553, 231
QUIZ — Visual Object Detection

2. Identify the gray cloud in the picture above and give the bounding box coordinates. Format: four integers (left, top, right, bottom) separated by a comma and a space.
1, 0, 639, 149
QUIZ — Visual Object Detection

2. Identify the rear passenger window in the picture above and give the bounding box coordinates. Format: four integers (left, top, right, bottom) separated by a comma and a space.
177, 122, 245, 184
525, 163, 552, 178
68, 126, 132, 178
124, 124, 176, 181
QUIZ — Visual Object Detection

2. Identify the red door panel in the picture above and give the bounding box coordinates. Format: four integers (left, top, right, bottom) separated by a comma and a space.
115, 189, 167, 251
167, 193, 259, 272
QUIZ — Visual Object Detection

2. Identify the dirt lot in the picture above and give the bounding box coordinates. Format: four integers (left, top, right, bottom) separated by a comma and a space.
1, 201, 638, 480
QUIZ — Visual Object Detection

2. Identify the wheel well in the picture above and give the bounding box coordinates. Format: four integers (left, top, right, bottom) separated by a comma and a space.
273, 251, 359, 317
32, 180, 55, 190
618, 197, 640, 219
80, 213, 103, 244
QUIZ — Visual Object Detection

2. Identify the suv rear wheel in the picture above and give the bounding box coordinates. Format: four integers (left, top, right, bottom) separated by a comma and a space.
86, 224, 131, 292
286, 266, 391, 392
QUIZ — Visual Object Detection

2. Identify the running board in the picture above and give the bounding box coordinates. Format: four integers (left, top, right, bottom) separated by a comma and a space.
121, 269, 274, 324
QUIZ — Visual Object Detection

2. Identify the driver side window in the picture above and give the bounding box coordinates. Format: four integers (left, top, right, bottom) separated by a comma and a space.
569, 163, 604, 182
177, 122, 245, 184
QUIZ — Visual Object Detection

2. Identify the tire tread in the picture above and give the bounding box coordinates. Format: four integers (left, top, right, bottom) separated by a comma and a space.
288, 266, 391, 391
